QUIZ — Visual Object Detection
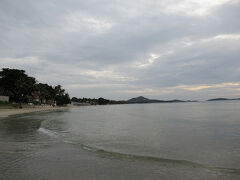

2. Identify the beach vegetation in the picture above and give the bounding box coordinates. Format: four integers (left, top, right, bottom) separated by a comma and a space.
0, 68, 70, 105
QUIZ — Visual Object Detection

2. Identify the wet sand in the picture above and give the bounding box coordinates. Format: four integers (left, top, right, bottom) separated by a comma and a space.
0, 106, 72, 118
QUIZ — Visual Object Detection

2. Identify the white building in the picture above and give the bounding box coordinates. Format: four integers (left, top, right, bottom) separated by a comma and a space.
0, 96, 9, 102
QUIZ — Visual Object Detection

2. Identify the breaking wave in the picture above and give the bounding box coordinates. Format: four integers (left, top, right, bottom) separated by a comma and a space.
38, 127, 59, 138
38, 127, 240, 175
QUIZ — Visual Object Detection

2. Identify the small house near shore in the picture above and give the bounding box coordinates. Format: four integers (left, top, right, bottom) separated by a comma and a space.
0, 95, 9, 102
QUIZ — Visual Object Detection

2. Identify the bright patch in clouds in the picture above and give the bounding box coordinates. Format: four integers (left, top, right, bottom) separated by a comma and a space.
163, 0, 239, 16
179, 82, 240, 91
64, 12, 114, 33
0, 57, 41, 66
66, 83, 127, 89
199, 34, 240, 43
75, 70, 136, 82
214, 34, 240, 40
136, 54, 161, 68
117, 83, 240, 99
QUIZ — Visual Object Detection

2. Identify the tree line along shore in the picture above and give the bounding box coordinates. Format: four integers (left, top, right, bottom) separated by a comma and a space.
0, 68, 71, 107
0, 68, 124, 108
1, 68, 235, 110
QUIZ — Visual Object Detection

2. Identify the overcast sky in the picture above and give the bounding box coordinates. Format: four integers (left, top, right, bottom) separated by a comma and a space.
1, 0, 240, 100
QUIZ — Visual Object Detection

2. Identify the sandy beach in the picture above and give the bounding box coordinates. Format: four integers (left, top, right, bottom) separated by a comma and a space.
0, 105, 73, 118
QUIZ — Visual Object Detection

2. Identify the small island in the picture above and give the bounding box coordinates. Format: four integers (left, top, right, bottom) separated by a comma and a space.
207, 98, 240, 101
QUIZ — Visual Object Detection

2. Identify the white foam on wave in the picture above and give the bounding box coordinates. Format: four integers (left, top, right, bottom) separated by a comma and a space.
38, 127, 58, 138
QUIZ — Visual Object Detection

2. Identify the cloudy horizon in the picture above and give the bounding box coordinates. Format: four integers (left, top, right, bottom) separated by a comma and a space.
1, 0, 240, 100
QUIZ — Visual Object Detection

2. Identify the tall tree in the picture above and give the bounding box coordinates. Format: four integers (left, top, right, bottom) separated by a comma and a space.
54, 85, 70, 105
35, 83, 55, 103
0, 68, 36, 102
0, 68, 71, 105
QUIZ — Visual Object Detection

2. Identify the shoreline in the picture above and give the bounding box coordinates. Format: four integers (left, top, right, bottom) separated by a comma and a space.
0, 105, 75, 118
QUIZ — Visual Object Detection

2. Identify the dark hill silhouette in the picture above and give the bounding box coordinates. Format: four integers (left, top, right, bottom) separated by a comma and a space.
126, 96, 190, 104
207, 98, 240, 101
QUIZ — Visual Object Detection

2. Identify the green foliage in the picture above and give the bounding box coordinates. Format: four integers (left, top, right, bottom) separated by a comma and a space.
98, 97, 110, 105
0, 68, 36, 102
56, 93, 71, 105
35, 83, 55, 103
71, 97, 125, 105
0, 101, 10, 106
0, 68, 70, 105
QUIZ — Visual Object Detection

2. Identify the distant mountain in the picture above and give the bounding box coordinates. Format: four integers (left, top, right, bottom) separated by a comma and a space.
207, 98, 240, 101
126, 96, 188, 104
127, 96, 152, 103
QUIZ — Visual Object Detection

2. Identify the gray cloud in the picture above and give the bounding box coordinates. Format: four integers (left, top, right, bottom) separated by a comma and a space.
0, 0, 240, 100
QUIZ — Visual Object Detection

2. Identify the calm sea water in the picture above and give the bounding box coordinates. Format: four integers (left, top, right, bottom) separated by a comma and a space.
1, 101, 240, 179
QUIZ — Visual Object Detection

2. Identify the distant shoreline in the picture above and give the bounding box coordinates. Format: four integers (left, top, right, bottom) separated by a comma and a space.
1, 99, 240, 119
0, 105, 75, 118
207, 98, 240, 101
